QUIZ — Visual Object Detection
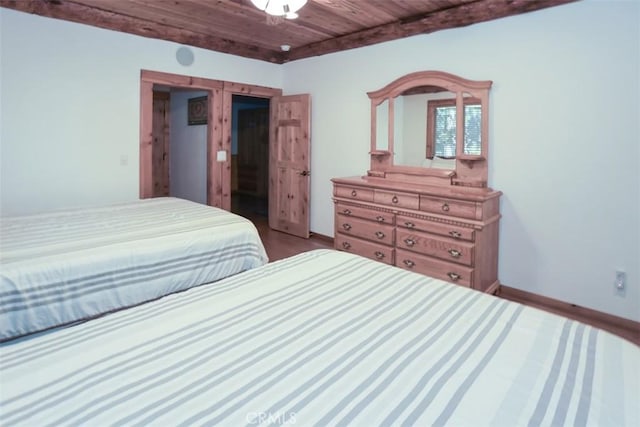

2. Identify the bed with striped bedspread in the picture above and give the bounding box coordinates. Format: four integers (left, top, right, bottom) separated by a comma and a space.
1, 249, 637, 426
0, 197, 268, 341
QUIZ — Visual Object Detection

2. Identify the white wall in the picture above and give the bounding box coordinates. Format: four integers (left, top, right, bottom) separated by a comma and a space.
1, 2, 638, 322
169, 90, 208, 204
0, 8, 281, 214
281, 0, 640, 321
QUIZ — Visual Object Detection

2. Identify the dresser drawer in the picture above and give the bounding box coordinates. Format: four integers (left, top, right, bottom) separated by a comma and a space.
336, 215, 394, 245
397, 229, 474, 266
335, 234, 394, 265
397, 215, 475, 242
335, 185, 374, 202
336, 203, 394, 225
396, 249, 473, 287
374, 190, 419, 210
419, 196, 479, 220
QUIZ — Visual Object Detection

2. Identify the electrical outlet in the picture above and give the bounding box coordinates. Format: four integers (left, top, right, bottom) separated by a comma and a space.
615, 270, 626, 291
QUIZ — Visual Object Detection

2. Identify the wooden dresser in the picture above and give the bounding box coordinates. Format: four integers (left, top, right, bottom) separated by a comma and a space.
332, 176, 501, 293
335, 70, 502, 293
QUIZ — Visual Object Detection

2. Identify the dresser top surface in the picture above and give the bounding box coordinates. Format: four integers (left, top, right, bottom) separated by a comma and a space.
332, 176, 502, 201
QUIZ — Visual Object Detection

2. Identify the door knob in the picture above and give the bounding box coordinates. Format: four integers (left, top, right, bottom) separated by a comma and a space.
299, 170, 310, 176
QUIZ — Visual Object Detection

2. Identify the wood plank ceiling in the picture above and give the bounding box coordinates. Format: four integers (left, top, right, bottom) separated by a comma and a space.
1, 0, 577, 64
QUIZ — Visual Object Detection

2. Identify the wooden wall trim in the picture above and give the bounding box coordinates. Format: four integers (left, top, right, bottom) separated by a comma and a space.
139, 80, 154, 199
499, 285, 640, 345
141, 70, 224, 89
223, 82, 283, 98
220, 90, 233, 211
209, 88, 224, 208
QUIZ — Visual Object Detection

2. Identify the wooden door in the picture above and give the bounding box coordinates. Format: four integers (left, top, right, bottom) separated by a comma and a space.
152, 91, 170, 197
269, 94, 311, 238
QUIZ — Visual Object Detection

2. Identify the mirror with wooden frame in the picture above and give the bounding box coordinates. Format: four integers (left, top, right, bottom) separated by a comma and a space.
367, 71, 492, 188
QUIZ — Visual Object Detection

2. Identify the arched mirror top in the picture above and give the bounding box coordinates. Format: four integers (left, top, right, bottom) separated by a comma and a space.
368, 70, 493, 189
367, 71, 492, 104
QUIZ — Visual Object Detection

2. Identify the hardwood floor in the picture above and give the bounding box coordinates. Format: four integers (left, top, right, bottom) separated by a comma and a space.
248, 215, 639, 347
247, 214, 333, 261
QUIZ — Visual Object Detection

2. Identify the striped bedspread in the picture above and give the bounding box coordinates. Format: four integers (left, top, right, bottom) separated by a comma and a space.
0, 249, 638, 426
0, 197, 268, 341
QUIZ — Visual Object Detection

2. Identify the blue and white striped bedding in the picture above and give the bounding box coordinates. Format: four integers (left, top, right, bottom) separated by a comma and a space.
1, 249, 637, 426
0, 197, 268, 341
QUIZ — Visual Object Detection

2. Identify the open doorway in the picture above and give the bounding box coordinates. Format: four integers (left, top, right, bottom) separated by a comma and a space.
231, 95, 270, 220
168, 88, 208, 204
141, 70, 311, 238
151, 89, 170, 197
150, 86, 209, 204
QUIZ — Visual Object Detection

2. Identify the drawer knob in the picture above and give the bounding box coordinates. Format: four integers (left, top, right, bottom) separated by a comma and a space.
342, 223, 352, 231
343, 209, 352, 215
376, 216, 385, 222
449, 230, 461, 239
374, 251, 385, 260
441, 203, 450, 212
404, 221, 415, 229
403, 238, 416, 247
403, 259, 415, 268
351, 190, 357, 197
342, 241, 351, 250
447, 272, 461, 281
392, 195, 399, 204
375, 231, 385, 239
448, 248, 462, 258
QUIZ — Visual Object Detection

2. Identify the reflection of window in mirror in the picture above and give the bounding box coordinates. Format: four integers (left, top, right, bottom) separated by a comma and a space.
464, 103, 482, 155
426, 97, 481, 158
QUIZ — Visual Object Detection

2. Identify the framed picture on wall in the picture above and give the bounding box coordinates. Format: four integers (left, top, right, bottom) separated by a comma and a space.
188, 96, 207, 125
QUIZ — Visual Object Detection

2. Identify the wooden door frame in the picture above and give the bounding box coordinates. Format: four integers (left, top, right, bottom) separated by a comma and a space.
139, 69, 281, 208
151, 91, 171, 197
140, 70, 222, 205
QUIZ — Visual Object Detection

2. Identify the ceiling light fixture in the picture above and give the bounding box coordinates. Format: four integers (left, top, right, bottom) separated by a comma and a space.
251, 0, 307, 19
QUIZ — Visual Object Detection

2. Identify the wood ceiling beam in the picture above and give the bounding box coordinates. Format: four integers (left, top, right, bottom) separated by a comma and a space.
285, 0, 578, 61
0, 0, 286, 63
1, 0, 579, 64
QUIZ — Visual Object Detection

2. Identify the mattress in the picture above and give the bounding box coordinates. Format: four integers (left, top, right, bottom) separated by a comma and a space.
0, 197, 268, 341
1, 249, 637, 426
